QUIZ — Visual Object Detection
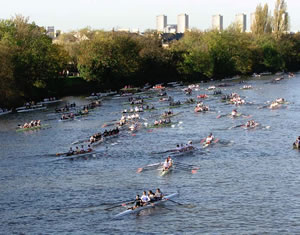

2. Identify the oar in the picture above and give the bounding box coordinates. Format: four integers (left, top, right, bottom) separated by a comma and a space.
242, 115, 252, 119
104, 200, 135, 210
228, 124, 244, 130
174, 165, 199, 174
137, 163, 162, 173
166, 198, 184, 205
214, 138, 219, 143
102, 123, 114, 128
216, 114, 227, 119
151, 149, 177, 155
175, 162, 200, 169
200, 138, 206, 144
72, 139, 89, 145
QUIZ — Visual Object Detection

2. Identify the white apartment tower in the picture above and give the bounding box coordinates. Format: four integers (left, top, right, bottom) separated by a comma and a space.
212, 15, 223, 31
47, 26, 55, 39
235, 13, 247, 32
156, 15, 167, 32
177, 14, 189, 33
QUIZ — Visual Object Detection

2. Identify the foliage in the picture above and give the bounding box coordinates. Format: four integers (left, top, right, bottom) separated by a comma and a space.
1, 5, 300, 108
0, 15, 68, 107
251, 4, 272, 35
273, 0, 289, 39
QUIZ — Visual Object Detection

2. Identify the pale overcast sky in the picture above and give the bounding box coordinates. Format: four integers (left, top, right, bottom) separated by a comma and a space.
1, 0, 299, 32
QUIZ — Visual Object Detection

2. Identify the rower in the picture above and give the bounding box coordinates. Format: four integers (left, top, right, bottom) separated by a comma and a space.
80, 145, 85, 153
141, 191, 150, 205
129, 195, 142, 210
87, 145, 92, 152
295, 136, 300, 147
148, 190, 155, 202
67, 147, 74, 156
75, 146, 80, 154
154, 188, 163, 200
205, 133, 214, 144
163, 156, 173, 170
231, 109, 238, 117
187, 141, 193, 149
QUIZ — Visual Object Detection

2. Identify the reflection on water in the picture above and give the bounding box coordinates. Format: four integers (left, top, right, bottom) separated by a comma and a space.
1, 75, 300, 233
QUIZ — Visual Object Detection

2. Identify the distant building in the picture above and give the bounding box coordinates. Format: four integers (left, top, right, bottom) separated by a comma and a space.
164, 24, 177, 34
156, 15, 167, 32
116, 28, 130, 32
212, 15, 223, 31
161, 33, 184, 48
47, 26, 55, 39
55, 30, 61, 38
235, 13, 247, 32
177, 14, 189, 33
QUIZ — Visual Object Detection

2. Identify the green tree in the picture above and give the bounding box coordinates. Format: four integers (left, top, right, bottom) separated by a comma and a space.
251, 4, 272, 35
273, 0, 289, 39
78, 32, 140, 89
0, 15, 68, 105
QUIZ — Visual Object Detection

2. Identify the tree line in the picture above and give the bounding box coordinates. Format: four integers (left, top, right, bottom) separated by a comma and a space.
0, 0, 299, 108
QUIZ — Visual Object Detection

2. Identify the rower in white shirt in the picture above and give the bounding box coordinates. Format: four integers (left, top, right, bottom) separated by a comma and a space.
141, 191, 150, 205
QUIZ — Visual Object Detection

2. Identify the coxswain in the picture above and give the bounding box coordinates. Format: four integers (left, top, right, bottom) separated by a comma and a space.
141, 191, 150, 205
129, 195, 142, 210
67, 147, 74, 156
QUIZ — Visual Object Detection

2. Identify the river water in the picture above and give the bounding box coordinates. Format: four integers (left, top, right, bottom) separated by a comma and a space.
1, 75, 300, 234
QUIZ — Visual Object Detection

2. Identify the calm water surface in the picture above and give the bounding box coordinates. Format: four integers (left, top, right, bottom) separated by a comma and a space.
1, 75, 300, 234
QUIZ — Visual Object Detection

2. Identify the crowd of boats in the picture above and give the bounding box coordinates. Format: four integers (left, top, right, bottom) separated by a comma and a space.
6, 72, 300, 217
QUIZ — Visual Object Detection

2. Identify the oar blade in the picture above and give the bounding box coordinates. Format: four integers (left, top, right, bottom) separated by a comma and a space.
191, 169, 198, 174
137, 168, 143, 173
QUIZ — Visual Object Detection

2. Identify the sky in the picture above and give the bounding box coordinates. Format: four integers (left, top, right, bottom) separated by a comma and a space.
1, 0, 299, 32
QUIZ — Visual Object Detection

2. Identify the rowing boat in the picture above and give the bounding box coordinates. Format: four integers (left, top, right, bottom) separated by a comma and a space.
169, 146, 195, 157
114, 193, 178, 218
147, 122, 174, 128
16, 124, 50, 132
37, 99, 62, 105
90, 133, 120, 147
160, 112, 182, 119
160, 166, 173, 176
17, 106, 46, 113
56, 150, 95, 160
243, 123, 260, 130
0, 110, 12, 116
